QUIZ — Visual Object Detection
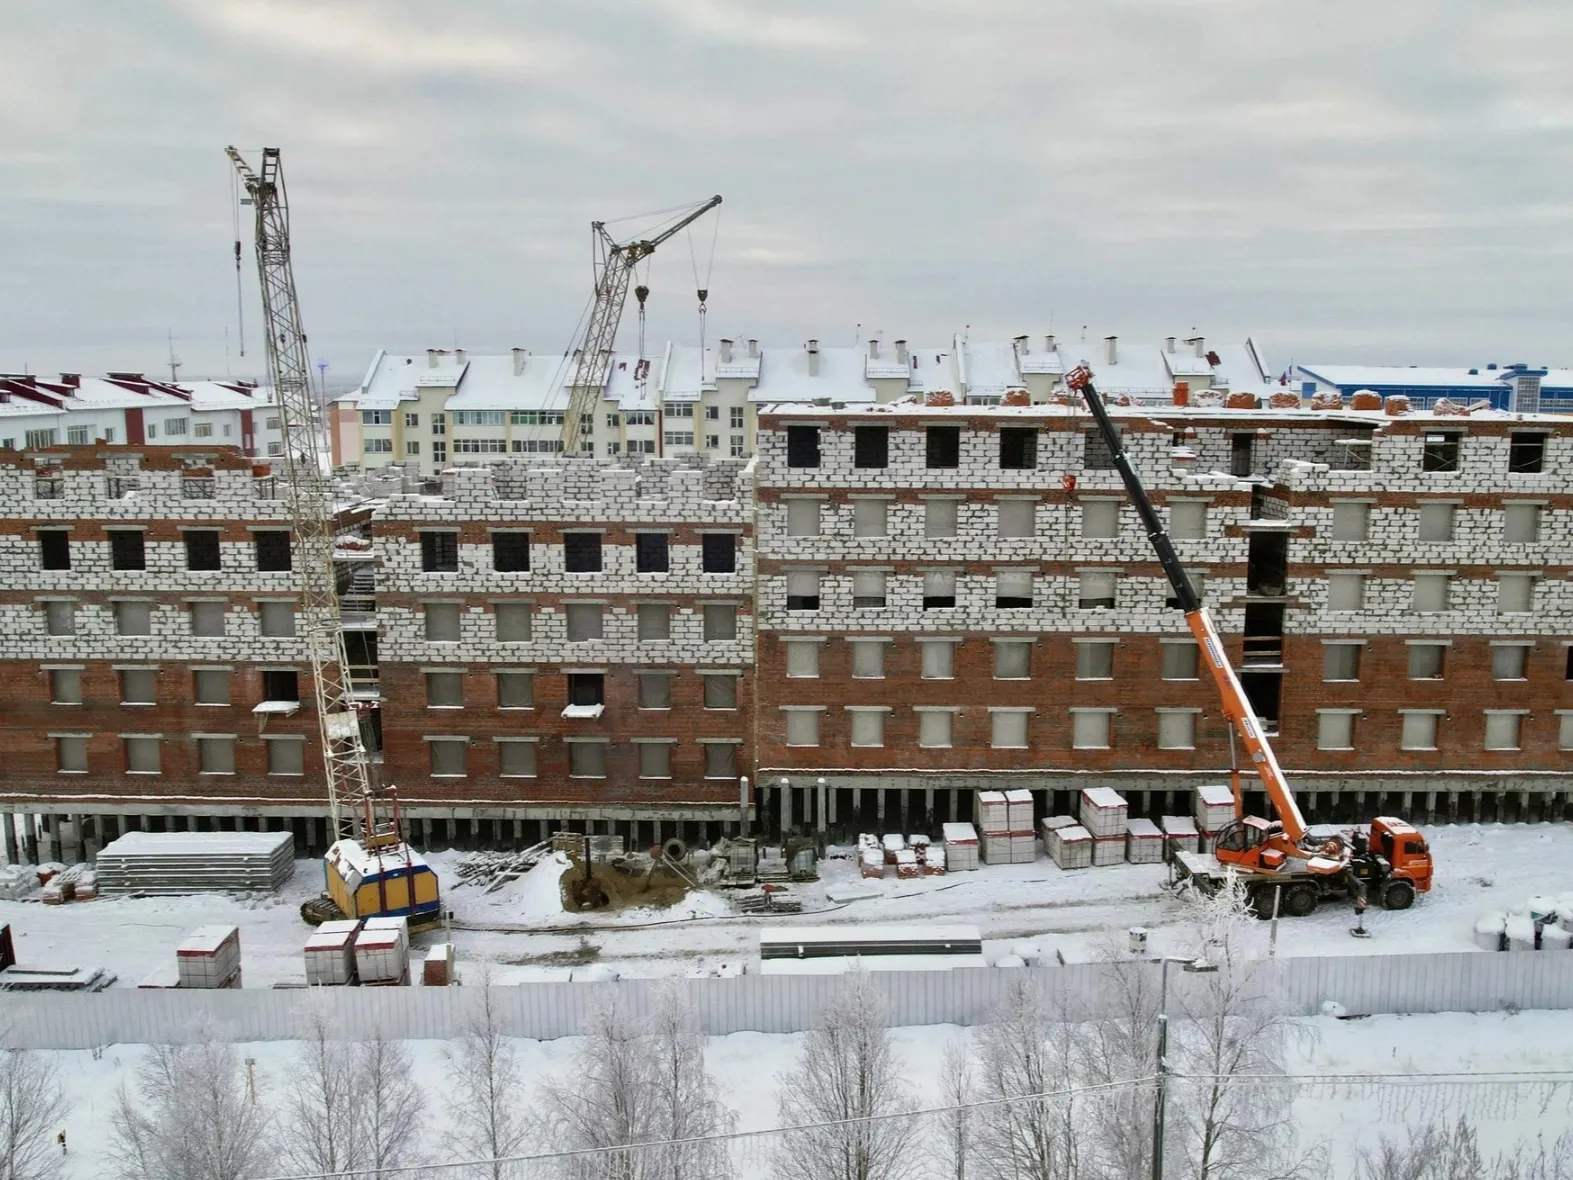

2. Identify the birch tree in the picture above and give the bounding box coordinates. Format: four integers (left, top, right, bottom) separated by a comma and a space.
356, 1030, 424, 1179
1166, 875, 1326, 1180
109, 1037, 270, 1180
970, 974, 1081, 1180
445, 966, 528, 1180
0, 1047, 69, 1180
1078, 954, 1161, 1180
280, 1005, 363, 1179
643, 982, 734, 1180
536, 993, 656, 1180
939, 1035, 974, 1180
775, 970, 916, 1180
1356, 1119, 1485, 1180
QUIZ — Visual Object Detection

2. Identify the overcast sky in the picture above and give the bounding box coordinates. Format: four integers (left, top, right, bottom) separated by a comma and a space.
5, 1, 1573, 382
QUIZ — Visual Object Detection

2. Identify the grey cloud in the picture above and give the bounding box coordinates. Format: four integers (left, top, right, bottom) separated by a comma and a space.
4, 0, 1573, 380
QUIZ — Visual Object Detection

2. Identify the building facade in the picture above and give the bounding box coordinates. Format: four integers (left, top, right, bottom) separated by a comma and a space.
1, 394, 1569, 861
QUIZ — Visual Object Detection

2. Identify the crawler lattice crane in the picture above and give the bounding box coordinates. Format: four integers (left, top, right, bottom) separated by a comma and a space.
228, 146, 439, 927
559, 195, 722, 452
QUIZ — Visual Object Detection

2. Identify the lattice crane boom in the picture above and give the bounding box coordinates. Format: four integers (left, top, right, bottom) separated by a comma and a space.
227, 146, 375, 840
559, 195, 722, 451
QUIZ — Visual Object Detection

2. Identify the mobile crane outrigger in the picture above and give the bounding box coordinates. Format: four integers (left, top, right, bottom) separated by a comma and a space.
1063, 365, 1433, 917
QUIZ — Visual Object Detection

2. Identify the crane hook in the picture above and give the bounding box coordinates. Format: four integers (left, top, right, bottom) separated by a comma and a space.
634, 284, 649, 309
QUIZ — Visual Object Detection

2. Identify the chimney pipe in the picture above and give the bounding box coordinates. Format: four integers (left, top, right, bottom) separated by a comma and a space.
455, 348, 465, 366
807, 339, 819, 377
868, 339, 879, 360
512, 348, 527, 376
1105, 336, 1118, 365
1013, 334, 1028, 353
719, 339, 733, 364
895, 339, 908, 364
747, 338, 758, 359
1166, 337, 1176, 354
427, 348, 439, 368
1046, 334, 1056, 351
1188, 336, 1205, 359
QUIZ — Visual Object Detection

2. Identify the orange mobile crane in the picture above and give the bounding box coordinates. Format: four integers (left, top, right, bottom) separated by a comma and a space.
1063, 365, 1433, 917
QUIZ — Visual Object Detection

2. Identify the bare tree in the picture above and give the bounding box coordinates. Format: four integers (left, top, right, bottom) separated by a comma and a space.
280, 1004, 364, 1179
939, 1035, 974, 1180
1356, 1118, 1486, 1180
775, 970, 916, 1180
109, 1036, 271, 1180
356, 1030, 424, 1179
536, 992, 657, 1180
970, 974, 1081, 1180
1491, 1130, 1573, 1180
0, 1047, 69, 1180
1078, 955, 1161, 1180
643, 982, 734, 1180
1166, 875, 1326, 1180
445, 964, 529, 1180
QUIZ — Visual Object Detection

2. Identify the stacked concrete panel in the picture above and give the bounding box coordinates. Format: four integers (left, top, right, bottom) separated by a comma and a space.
1080, 787, 1128, 866
303, 919, 361, 985
96, 832, 296, 895
354, 916, 410, 985
1194, 786, 1236, 840
1161, 815, 1201, 857
1126, 818, 1165, 864
1051, 824, 1094, 869
940, 822, 979, 871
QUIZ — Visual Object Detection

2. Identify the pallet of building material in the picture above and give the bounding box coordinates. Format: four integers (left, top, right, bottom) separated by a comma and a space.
859, 849, 886, 879
924, 845, 947, 875
96, 831, 295, 896
1040, 815, 1077, 858
976, 791, 1010, 834
178, 925, 242, 990
1126, 819, 1165, 865
1078, 788, 1128, 838
1160, 816, 1200, 856
1091, 836, 1125, 867
423, 943, 455, 986
355, 918, 409, 985
895, 849, 921, 879
1005, 789, 1034, 832
304, 920, 361, 986
881, 834, 906, 864
1194, 785, 1237, 832
908, 833, 931, 857
940, 823, 979, 871
73, 871, 97, 900
1051, 825, 1094, 869
0, 867, 34, 901
756, 846, 791, 881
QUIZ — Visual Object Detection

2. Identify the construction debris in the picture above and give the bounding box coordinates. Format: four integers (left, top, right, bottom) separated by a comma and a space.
452, 842, 551, 892
96, 831, 296, 896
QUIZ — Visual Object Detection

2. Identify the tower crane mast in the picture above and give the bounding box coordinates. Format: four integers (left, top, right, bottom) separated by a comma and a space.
227, 146, 376, 841
560, 195, 722, 452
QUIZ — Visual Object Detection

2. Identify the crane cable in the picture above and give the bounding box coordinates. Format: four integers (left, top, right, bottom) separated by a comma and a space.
231, 163, 245, 357
686, 206, 722, 375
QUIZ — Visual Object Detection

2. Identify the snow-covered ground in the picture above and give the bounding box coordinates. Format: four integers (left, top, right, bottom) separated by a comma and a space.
1, 823, 1568, 986
36, 1009, 1573, 1179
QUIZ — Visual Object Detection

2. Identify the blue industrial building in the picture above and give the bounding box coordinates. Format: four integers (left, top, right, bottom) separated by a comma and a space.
1296, 363, 1573, 413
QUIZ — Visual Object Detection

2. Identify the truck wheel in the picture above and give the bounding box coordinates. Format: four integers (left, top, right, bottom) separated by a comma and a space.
1249, 888, 1276, 920
1283, 883, 1319, 917
1382, 879, 1416, 911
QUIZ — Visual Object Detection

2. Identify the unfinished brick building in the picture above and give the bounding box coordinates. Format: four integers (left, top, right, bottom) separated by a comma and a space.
1, 399, 1570, 860
752, 402, 1573, 835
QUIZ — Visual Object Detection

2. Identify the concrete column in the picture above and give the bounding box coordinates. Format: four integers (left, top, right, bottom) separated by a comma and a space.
39, 816, 60, 865
949, 790, 960, 826
899, 790, 909, 832
816, 783, 827, 834
22, 817, 38, 866
0, 814, 16, 866
924, 788, 935, 831
781, 787, 793, 835
851, 788, 863, 828
875, 789, 885, 828
828, 789, 838, 827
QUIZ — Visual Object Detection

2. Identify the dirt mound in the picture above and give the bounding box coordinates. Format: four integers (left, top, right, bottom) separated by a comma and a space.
558, 854, 694, 913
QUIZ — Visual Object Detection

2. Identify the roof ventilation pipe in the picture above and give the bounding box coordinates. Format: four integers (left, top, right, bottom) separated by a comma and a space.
455, 349, 465, 365
807, 339, 820, 377
1045, 334, 1056, 351
1105, 336, 1118, 365
1188, 336, 1205, 359
1166, 337, 1176, 353
1013, 334, 1029, 355
719, 339, 733, 364
868, 339, 880, 360
747, 338, 758, 359
895, 339, 909, 365
512, 348, 527, 376
427, 348, 439, 368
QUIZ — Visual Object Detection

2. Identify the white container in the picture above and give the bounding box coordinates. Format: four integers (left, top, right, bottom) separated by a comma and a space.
1129, 927, 1149, 955
1126, 819, 1165, 864
1473, 914, 1506, 952
1541, 925, 1572, 951
1004, 788, 1034, 832
1079, 788, 1128, 838
1505, 914, 1537, 952
1052, 825, 1093, 869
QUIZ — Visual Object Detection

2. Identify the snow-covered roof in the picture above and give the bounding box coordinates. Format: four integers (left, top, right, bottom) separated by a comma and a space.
1299, 364, 1511, 390
748, 346, 877, 404
957, 338, 1019, 393
357, 349, 468, 409
906, 346, 955, 396
0, 374, 274, 420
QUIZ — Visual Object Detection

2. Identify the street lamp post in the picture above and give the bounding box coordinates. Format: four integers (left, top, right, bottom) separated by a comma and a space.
1151, 955, 1219, 1180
